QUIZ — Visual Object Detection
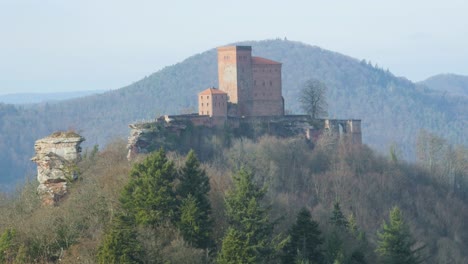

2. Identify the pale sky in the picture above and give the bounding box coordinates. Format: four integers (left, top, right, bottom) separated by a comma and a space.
1, 0, 467, 95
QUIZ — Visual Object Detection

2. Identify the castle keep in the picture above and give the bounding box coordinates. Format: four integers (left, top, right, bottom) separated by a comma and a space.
199, 46, 284, 117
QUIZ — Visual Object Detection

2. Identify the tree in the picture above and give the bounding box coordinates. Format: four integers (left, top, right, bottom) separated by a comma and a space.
376, 207, 424, 264
330, 202, 348, 229
217, 168, 275, 264
176, 150, 213, 249
416, 129, 446, 173
178, 194, 212, 250
120, 148, 177, 227
97, 214, 143, 264
282, 208, 324, 264
299, 79, 328, 119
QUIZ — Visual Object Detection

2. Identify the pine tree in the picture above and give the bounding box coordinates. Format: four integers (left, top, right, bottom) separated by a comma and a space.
282, 208, 324, 264
217, 168, 275, 264
178, 194, 212, 249
376, 207, 424, 264
120, 148, 177, 227
97, 214, 143, 264
330, 202, 348, 229
176, 150, 212, 249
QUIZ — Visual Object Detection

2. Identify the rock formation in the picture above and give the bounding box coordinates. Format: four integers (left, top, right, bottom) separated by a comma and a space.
31, 131, 84, 206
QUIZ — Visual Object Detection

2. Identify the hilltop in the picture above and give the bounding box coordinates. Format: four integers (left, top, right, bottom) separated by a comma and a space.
418, 73, 468, 97
0, 39, 467, 188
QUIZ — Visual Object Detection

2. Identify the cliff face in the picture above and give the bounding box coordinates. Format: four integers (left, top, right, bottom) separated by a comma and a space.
31, 132, 84, 205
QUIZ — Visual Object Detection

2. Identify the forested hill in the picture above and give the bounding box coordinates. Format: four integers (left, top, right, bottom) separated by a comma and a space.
0, 39, 467, 188
418, 73, 468, 97
0, 90, 105, 105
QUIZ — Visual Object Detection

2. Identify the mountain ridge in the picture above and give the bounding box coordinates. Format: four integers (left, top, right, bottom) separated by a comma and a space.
0, 90, 106, 105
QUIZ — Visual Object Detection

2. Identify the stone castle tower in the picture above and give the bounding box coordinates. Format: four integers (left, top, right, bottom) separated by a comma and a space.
216, 46, 284, 117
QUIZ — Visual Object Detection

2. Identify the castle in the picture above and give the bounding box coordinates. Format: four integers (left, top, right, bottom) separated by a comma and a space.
198, 46, 284, 117
127, 45, 362, 159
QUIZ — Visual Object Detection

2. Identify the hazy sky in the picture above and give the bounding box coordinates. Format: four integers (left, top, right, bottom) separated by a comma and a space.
1, 0, 467, 95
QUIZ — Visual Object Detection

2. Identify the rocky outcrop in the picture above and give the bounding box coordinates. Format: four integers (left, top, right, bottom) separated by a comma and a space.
31, 131, 84, 206
127, 122, 159, 160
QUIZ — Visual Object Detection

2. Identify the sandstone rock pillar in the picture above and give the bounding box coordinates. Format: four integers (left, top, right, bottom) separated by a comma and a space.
31, 131, 84, 205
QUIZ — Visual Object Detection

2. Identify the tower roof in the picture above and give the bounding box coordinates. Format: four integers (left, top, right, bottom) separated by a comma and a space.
198, 88, 227, 96
217, 45, 252, 51
252, 56, 281, 65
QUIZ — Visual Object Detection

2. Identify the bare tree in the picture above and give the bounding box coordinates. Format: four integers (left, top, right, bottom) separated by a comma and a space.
299, 79, 328, 119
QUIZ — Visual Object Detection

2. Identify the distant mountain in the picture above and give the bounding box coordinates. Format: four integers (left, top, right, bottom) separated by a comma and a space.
0, 90, 106, 104
418, 73, 468, 97
0, 39, 467, 189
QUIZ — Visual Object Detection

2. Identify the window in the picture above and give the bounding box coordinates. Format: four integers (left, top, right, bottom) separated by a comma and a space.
262, 81, 265, 86
201, 111, 204, 115
207, 111, 210, 115
254, 80, 256, 86
202, 103, 204, 106
207, 103, 209, 106
270, 81, 273, 86
207, 96, 209, 99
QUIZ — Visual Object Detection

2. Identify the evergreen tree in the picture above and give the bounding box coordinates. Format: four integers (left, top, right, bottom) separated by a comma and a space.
178, 194, 212, 249
120, 148, 177, 227
376, 207, 424, 264
330, 202, 348, 229
347, 213, 358, 236
217, 168, 275, 264
176, 150, 213, 249
97, 214, 143, 264
282, 208, 324, 264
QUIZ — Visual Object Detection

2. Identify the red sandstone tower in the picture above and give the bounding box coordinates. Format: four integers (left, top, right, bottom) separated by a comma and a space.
217, 46, 284, 117
217, 46, 253, 116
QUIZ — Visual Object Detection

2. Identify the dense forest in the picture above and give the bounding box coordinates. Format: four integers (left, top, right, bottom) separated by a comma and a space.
1, 39, 467, 191
0, 128, 467, 263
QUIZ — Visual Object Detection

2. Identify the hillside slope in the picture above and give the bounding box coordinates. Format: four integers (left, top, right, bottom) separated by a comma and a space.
418, 73, 468, 97
0, 39, 467, 188
0, 90, 105, 105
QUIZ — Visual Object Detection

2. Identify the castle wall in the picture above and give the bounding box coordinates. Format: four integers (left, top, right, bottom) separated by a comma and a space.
324, 119, 362, 144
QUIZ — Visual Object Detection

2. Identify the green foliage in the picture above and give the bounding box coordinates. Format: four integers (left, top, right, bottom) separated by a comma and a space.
282, 208, 324, 264
218, 168, 276, 264
120, 148, 177, 227
98, 214, 143, 264
376, 207, 424, 264
1, 132, 468, 262
0, 229, 15, 264
178, 194, 211, 250
176, 150, 213, 249
330, 202, 348, 229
